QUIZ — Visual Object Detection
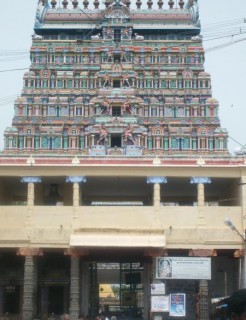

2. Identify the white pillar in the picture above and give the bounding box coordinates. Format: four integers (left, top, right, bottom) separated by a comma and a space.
66, 176, 87, 229
66, 176, 86, 206
153, 183, 161, 207
190, 177, 211, 206
147, 176, 167, 207
21, 177, 42, 207
73, 182, 80, 207
197, 183, 205, 207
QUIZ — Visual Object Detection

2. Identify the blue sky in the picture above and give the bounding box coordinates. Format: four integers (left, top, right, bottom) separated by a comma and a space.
0, 0, 245, 153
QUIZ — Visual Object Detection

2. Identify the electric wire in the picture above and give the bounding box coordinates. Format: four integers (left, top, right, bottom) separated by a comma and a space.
206, 37, 246, 53
202, 17, 246, 31
0, 22, 245, 61
0, 67, 29, 73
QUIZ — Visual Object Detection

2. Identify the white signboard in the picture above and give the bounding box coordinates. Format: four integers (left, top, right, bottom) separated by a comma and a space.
151, 283, 165, 295
151, 295, 169, 312
156, 257, 211, 280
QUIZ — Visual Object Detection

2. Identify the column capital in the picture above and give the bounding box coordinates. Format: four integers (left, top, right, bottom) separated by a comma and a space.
21, 176, 42, 183
189, 249, 217, 257
190, 177, 211, 184
147, 176, 167, 184
17, 248, 43, 256
66, 176, 87, 183
64, 248, 89, 257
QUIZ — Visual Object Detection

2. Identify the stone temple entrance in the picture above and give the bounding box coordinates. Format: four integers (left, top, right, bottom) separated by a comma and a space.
89, 262, 144, 319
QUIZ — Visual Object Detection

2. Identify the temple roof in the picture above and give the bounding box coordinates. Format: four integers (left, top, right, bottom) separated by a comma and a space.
35, 0, 200, 33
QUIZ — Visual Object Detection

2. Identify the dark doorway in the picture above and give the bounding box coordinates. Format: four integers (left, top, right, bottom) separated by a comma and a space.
4, 285, 20, 314
114, 29, 121, 42
112, 106, 121, 117
114, 53, 121, 63
113, 80, 121, 88
111, 135, 122, 147
48, 286, 65, 315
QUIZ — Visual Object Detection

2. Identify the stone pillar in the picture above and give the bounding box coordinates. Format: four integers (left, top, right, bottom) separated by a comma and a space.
23, 256, 35, 320
66, 176, 87, 229
70, 256, 80, 320
91, 134, 95, 146
81, 262, 89, 317
147, 176, 167, 207
18, 248, 42, 320
197, 183, 205, 206
21, 177, 42, 228
66, 176, 87, 207
198, 280, 209, 320
21, 177, 42, 207
0, 285, 3, 317
153, 183, 160, 207
143, 263, 151, 320
190, 177, 211, 206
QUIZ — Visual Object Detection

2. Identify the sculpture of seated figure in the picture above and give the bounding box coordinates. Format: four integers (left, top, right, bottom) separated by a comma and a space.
100, 98, 111, 114
122, 74, 130, 87
97, 124, 108, 145
103, 73, 111, 87
124, 124, 135, 145
122, 99, 134, 115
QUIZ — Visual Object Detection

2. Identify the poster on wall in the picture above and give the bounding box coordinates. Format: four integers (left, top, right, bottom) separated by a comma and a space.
156, 257, 211, 280
151, 283, 165, 295
151, 295, 169, 312
169, 293, 186, 317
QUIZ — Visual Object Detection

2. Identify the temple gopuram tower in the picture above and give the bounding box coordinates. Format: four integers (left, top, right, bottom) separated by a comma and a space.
2, 1, 244, 320
4, 0, 228, 156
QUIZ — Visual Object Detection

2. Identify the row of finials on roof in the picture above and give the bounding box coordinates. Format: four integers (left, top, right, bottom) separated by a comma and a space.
41, 0, 187, 10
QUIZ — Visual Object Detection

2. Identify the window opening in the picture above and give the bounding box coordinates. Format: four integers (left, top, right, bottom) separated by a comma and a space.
112, 106, 121, 117
114, 53, 121, 63
113, 80, 121, 88
111, 134, 122, 147
114, 29, 121, 42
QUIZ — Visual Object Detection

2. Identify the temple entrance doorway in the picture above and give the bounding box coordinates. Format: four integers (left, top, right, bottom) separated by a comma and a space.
88, 262, 145, 320
38, 284, 69, 318
3, 285, 21, 315
48, 286, 65, 315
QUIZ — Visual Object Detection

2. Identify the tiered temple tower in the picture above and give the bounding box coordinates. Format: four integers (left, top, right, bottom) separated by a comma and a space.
1, 2, 246, 320
4, 0, 228, 156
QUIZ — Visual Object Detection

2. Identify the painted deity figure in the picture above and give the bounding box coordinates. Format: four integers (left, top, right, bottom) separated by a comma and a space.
100, 98, 111, 114
186, 0, 199, 24
122, 74, 131, 87
18, 105, 24, 116
124, 124, 135, 145
103, 73, 111, 87
122, 99, 134, 115
121, 27, 132, 40
120, 47, 129, 62
97, 125, 108, 145
111, 60, 122, 72
105, 27, 114, 40
106, 50, 113, 62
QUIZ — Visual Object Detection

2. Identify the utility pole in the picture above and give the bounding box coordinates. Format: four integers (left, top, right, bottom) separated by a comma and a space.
224, 217, 246, 288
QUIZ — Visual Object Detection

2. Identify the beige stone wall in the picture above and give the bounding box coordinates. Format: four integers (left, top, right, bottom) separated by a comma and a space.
0, 161, 245, 251
0, 205, 242, 249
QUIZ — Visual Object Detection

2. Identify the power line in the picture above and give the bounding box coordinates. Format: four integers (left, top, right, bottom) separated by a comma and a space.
0, 68, 29, 73
206, 37, 246, 53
